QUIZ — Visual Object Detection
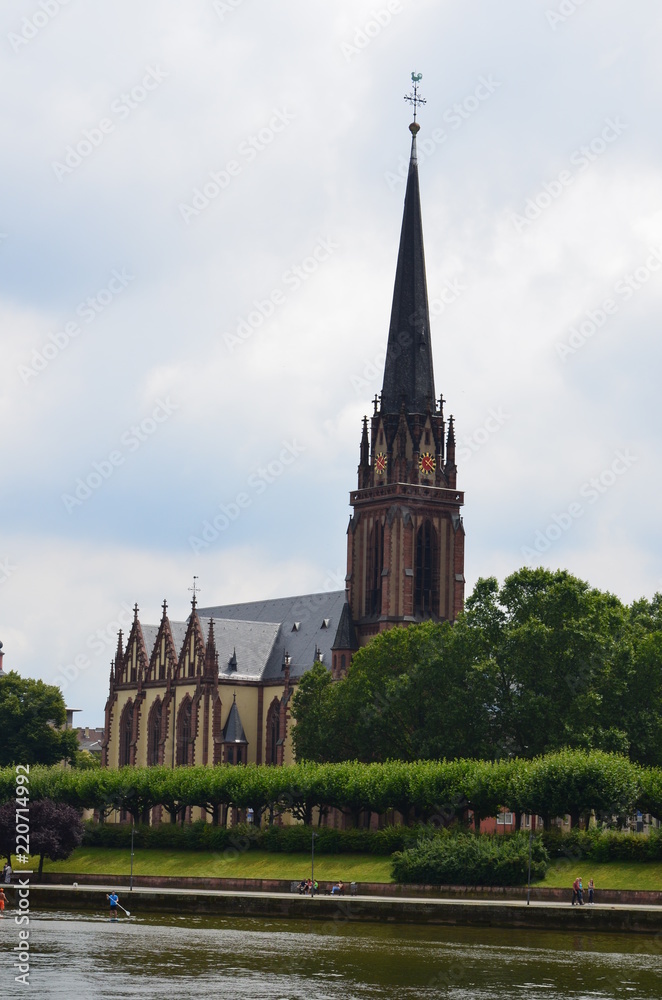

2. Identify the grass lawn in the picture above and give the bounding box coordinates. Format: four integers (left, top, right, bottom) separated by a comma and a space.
14, 848, 394, 884
540, 859, 662, 891
13, 849, 662, 890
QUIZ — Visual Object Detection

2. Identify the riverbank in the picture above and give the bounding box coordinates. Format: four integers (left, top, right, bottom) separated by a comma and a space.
24, 848, 662, 891
16, 883, 662, 934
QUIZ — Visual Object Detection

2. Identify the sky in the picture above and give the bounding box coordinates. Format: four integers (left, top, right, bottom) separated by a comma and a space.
2, 0, 662, 726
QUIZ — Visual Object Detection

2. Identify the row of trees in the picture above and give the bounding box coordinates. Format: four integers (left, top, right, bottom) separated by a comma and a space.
1, 751, 660, 830
292, 569, 662, 766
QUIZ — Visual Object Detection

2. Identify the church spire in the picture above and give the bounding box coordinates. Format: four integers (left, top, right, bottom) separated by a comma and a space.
381, 78, 435, 416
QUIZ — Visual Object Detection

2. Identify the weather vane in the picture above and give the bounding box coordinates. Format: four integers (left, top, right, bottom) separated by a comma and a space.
188, 575, 200, 606
404, 72, 426, 122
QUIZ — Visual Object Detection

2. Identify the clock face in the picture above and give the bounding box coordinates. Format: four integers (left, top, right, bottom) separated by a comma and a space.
374, 452, 387, 475
419, 452, 436, 475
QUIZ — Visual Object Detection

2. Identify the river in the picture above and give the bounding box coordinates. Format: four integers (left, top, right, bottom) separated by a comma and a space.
5, 910, 662, 999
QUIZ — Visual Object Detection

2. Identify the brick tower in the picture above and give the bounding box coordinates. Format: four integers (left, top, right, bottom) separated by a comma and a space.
335, 116, 465, 664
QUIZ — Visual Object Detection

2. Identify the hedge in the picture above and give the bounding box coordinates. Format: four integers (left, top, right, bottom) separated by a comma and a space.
2, 752, 661, 828
82, 820, 421, 855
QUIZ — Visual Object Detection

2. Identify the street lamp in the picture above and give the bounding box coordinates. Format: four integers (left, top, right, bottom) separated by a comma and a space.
311, 830, 317, 896
130, 821, 135, 891
526, 825, 533, 905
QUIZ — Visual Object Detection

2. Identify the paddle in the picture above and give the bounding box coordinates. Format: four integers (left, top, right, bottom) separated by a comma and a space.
106, 893, 131, 917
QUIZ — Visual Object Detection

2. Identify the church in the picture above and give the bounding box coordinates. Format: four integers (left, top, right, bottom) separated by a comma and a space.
102, 106, 465, 775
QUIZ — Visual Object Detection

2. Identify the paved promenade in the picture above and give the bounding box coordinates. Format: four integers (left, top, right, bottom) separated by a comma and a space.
19, 883, 662, 934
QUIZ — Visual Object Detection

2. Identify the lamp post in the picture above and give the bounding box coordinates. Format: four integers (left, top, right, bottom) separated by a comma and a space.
526, 825, 533, 905
130, 821, 135, 891
311, 830, 317, 896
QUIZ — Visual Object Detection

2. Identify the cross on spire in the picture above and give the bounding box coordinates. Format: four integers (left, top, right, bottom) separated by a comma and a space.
188, 575, 200, 609
404, 72, 426, 123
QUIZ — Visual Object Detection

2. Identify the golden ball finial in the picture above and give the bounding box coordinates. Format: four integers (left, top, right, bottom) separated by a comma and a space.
409, 121, 420, 135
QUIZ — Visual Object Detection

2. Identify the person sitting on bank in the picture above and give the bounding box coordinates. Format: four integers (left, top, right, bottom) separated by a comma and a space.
331, 881, 344, 895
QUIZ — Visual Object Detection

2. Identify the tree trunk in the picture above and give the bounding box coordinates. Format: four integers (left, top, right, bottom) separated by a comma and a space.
38, 853, 45, 882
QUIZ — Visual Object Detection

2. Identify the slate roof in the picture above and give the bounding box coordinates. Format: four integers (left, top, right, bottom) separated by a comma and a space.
136, 591, 346, 685
381, 127, 436, 415
332, 601, 359, 651
197, 590, 346, 681
222, 696, 247, 743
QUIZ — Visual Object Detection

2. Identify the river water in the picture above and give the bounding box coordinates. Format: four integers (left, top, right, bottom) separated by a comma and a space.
4, 910, 662, 999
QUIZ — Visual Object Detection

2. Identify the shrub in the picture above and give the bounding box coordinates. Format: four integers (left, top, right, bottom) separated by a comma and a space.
391, 832, 549, 886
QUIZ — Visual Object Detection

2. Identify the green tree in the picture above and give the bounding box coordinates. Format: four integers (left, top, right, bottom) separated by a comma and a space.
0, 672, 79, 766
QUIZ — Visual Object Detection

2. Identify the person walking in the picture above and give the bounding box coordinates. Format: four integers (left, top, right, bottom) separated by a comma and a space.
0, 886, 7, 915
587, 878, 595, 904
107, 891, 120, 920
3, 862, 12, 884
571, 876, 580, 905
578, 878, 584, 905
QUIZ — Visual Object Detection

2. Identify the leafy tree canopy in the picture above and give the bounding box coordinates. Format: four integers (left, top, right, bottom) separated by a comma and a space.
0, 672, 79, 766
291, 568, 662, 767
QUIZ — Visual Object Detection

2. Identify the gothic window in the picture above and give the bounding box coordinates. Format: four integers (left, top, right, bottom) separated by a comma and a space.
130, 656, 137, 683
340, 654, 346, 673
176, 698, 193, 766
119, 701, 133, 767
147, 700, 162, 766
159, 658, 166, 681
414, 520, 439, 616
367, 521, 384, 615
265, 698, 281, 766
226, 746, 234, 765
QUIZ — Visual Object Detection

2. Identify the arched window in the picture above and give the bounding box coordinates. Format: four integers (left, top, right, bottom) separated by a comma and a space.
176, 698, 193, 766
340, 654, 346, 673
414, 520, 439, 616
147, 700, 162, 766
265, 698, 281, 766
119, 701, 133, 767
367, 521, 384, 615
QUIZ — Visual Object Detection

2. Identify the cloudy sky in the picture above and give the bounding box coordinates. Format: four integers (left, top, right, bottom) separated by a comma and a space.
2, 0, 661, 724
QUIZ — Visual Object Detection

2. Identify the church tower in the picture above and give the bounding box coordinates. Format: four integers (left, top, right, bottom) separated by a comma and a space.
341, 91, 465, 656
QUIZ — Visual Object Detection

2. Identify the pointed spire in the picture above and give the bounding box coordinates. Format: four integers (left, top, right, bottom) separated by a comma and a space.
360, 415, 369, 466
446, 414, 456, 468
381, 110, 435, 416
161, 599, 168, 621
133, 603, 139, 622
